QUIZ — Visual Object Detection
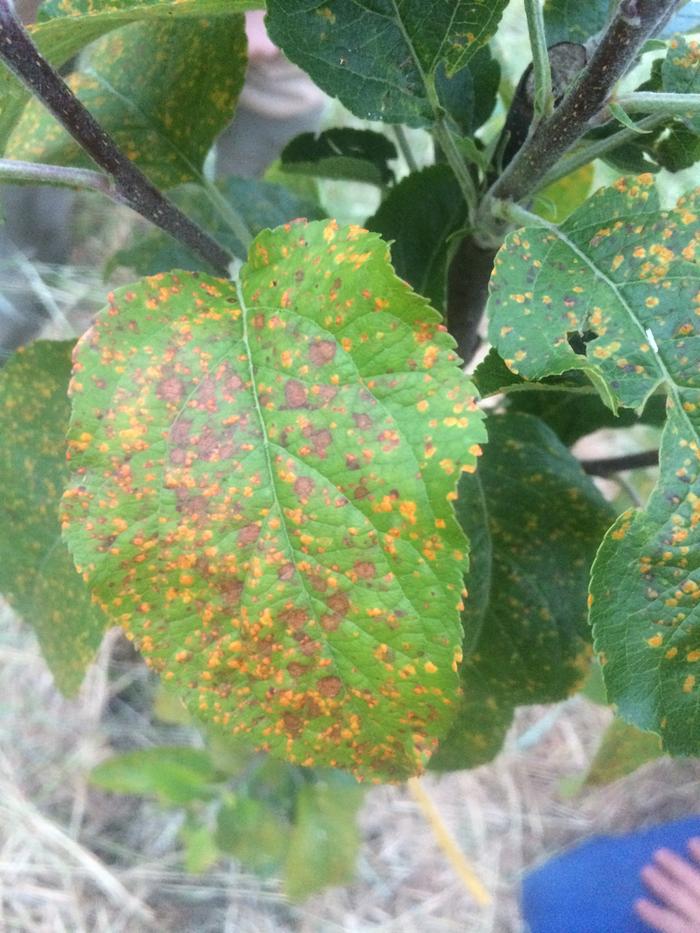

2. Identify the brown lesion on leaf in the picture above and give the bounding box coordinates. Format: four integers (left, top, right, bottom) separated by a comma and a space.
308, 339, 337, 367
283, 379, 309, 409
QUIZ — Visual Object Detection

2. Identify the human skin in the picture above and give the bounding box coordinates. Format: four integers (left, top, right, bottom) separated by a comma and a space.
635, 838, 700, 932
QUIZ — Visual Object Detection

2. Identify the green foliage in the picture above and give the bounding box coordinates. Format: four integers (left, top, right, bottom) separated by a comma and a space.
107, 177, 324, 275
283, 778, 363, 900
489, 178, 700, 755
91, 747, 222, 804
62, 220, 485, 781
91, 732, 364, 895
280, 128, 398, 187
2, 0, 700, 838
431, 414, 614, 769
265, 0, 509, 127
543, 0, 611, 45
584, 719, 663, 787
0, 341, 107, 695
590, 395, 700, 753
663, 36, 700, 133
367, 165, 467, 314
5, 17, 247, 188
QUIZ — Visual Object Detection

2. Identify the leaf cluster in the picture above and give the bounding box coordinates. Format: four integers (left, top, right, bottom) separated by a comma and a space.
0, 0, 699, 803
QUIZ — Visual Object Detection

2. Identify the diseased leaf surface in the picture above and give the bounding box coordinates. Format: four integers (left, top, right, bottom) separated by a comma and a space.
591, 393, 700, 754
281, 128, 397, 187
265, 0, 509, 127
431, 414, 613, 770
0, 342, 107, 695
367, 165, 467, 314
62, 220, 485, 781
488, 177, 699, 411
6, 17, 246, 188
663, 36, 700, 134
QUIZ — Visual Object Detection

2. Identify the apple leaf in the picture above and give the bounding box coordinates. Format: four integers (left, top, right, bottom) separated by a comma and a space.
62, 219, 486, 781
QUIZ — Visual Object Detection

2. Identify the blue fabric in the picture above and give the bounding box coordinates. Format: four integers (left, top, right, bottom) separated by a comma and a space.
522, 816, 700, 932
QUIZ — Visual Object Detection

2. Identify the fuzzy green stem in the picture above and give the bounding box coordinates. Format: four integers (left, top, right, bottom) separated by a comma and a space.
0, 158, 116, 193
616, 91, 700, 114
393, 124, 419, 174
524, 0, 554, 121
433, 117, 478, 218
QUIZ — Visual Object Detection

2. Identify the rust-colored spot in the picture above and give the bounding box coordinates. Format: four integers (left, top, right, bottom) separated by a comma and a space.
284, 379, 309, 409
354, 561, 376, 580
237, 523, 260, 545
327, 592, 350, 616
294, 476, 315, 498
318, 675, 342, 697
308, 340, 337, 367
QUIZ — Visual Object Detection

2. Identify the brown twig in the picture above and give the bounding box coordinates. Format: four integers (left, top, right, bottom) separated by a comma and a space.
481, 0, 682, 220
0, 0, 233, 275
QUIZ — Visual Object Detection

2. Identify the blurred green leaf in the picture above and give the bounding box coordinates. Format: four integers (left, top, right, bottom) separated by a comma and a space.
367, 164, 467, 313
284, 780, 363, 901
91, 748, 221, 805
181, 822, 220, 874
584, 718, 663, 787
217, 797, 290, 875
0, 341, 107, 695
107, 177, 324, 276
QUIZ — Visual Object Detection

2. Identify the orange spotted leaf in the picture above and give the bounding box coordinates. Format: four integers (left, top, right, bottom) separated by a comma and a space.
0, 341, 108, 695
663, 35, 700, 134
0, 0, 254, 155
488, 177, 699, 412
590, 393, 700, 754
61, 220, 485, 781
5, 14, 247, 189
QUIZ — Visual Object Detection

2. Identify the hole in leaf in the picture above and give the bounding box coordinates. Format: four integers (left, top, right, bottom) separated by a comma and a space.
567, 329, 598, 356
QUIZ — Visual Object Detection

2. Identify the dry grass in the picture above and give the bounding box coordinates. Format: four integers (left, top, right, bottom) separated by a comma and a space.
3, 600, 700, 933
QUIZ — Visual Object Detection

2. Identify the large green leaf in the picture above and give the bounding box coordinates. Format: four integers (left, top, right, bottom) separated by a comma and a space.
430, 414, 614, 770
107, 177, 324, 276
543, 0, 611, 45
663, 35, 700, 134
0, 342, 107, 695
488, 177, 700, 412
5, 16, 247, 188
590, 392, 700, 754
0, 0, 256, 156
284, 778, 362, 900
265, 0, 509, 127
62, 220, 486, 781
367, 165, 467, 314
